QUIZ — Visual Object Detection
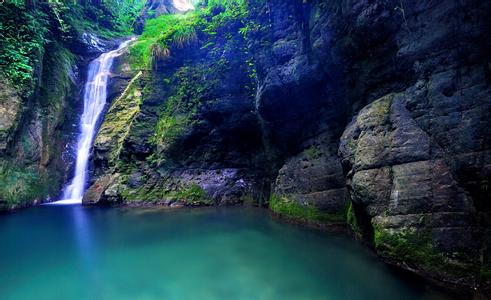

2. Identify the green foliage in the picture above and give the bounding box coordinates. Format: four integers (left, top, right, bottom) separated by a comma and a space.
154, 114, 189, 143
52, 0, 144, 38
129, 13, 200, 69
104, 0, 146, 34
197, 0, 262, 86
0, 4, 49, 94
205, 0, 246, 9
40, 42, 76, 106
130, 0, 267, 154
0, 0, 143, 94
152, 63, 221, 147
269, 194, 346, 224
129, 0, 266, 70
0, 163, 54, 208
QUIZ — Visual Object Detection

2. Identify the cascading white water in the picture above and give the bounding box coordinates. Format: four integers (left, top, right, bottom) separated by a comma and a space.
54, 39, 134, 205
172, 0, 195, 11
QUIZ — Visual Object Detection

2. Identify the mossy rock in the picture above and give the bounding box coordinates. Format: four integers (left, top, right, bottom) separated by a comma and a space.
0, 163, 57, 209
95, 72, 143, 167
0, 79, 22, 152
346, 202, 363, 238
120, 179, 212, 206
173, 184, 213, 206
269, 193, 346, 224
373, 225, 479, 285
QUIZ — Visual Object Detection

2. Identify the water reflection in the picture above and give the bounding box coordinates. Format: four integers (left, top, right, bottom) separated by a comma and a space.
69, 206, 102, 297
0, 206, 455, 300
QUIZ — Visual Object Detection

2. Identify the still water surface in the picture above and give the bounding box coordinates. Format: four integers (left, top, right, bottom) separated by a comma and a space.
0, 206, 452, 299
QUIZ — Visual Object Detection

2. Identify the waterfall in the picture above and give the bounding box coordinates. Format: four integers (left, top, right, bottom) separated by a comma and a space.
172, 0, 194, 11
54, 39, 134, 205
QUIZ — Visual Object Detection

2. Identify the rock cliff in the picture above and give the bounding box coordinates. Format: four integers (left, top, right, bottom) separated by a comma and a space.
1, 0, 489, 293
87, 0, 490, 291
0, 3, 120, 210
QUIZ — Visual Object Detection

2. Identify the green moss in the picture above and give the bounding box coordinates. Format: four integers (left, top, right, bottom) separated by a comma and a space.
373, 225, 476, 277
120, 180, 212, 206
174, 184, 212, 205
371, 96, 391, 118
303, 146, 320, 159
359, 94, 393, 127
374, 226, 437, 263
95, 72, 143, 166
0, 163, 56, 208
151, 62, 225, 148
120, 184, 167, 202
269, 194, 346, 224
347, 202, 363, 238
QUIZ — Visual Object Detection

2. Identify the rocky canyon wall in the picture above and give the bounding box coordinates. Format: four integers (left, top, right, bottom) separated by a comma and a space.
2, 0, 485, 292
89, 0, 491, 291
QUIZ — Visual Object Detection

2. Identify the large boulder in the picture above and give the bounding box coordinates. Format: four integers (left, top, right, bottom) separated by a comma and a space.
271, 132, 349, 225
339, 88, 489, 289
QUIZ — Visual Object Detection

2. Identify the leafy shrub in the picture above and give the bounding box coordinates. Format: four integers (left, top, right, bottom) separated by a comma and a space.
0, 1, 143, 94
0, 4, 49, 94
129, 13, 200, 69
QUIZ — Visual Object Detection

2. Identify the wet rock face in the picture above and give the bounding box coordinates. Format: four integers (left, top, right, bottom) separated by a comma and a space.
82, 174, 120, 205
334, 0, 491, 289
88, 14, 266, 206
339, 94, 484, 287
161, 168, 253, 205
254, 0, 345, 156
86, 0, 490, 290
261, 0, 490, 290
0, 42, 83, 209
0, 80, 22, 153
272, 132, 349, 223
